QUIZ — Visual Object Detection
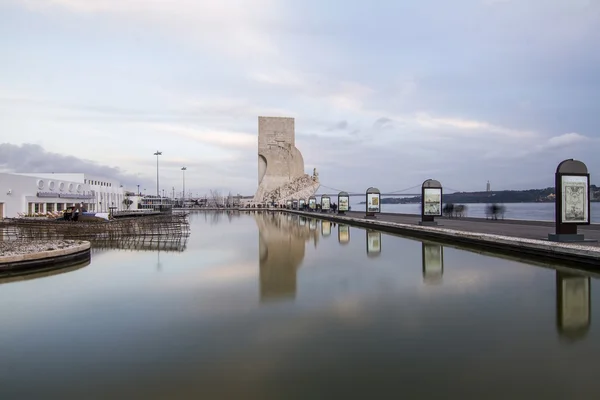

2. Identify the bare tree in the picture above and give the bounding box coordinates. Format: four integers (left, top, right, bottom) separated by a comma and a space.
209, 189, 222, 207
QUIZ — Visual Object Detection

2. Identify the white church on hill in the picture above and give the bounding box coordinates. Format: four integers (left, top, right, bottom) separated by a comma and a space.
0, 172, 127, 218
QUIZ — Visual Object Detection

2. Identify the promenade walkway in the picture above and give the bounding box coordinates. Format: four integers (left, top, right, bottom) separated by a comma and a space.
281, 209, 600, 267
345, 211, 600, 246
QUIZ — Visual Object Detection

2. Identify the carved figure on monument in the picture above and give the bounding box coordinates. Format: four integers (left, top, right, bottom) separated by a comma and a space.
253, 117, 319, 203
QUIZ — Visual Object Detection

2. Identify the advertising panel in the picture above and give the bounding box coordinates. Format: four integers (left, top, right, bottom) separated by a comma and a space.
338, 196, 350, 212
308, 197, 317, 210
292, 200, 298, 209
299, 199, 306, 209
321, 197, 331, 211
561, 175, 589, 224
423, 188, 442, 216
286, 200, 292, 209
367, 193, 380, 213
338, 224, 350, 244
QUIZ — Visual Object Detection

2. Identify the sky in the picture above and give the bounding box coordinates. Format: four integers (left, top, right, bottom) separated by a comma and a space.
1, 0, 599, 196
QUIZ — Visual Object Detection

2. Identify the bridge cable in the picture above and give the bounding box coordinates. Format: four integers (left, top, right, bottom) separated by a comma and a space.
386, 184, 422, 194
318, 184, 355, 194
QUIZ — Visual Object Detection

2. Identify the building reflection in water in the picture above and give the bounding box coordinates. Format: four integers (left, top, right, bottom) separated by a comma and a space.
254, 213, 318, 303
422, 243, 444, 284
366, 230, 382, 257
200, 210, 243, 226
556, 271, 591, 341
338, 224, 350, 245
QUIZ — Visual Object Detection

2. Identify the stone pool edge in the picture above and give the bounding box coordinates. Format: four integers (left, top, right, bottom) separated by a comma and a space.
285, 210, 600, 268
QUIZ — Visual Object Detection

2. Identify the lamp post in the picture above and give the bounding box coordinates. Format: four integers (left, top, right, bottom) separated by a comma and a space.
154, 150, 162, 197
137, 184, 140, 196
181, 167, 187, 200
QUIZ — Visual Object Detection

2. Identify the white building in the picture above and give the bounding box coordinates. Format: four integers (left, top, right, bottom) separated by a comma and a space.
0, 172, 126, 218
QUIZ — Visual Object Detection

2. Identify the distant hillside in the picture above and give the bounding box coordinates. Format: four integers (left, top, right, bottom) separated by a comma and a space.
375, 185, 600, 204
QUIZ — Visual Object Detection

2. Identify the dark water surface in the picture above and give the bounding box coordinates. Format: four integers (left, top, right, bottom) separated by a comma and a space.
1, 211, 599, 399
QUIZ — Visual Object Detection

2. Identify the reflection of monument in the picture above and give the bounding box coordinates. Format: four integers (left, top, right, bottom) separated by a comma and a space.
253, 117, 320, 203
556, 271, 591, 341
422, 243, 444, 284
254, 213, 318, 302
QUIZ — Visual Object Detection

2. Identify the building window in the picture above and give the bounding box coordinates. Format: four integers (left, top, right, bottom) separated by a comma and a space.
47, 203, 55, 213
57, 203, 64, 212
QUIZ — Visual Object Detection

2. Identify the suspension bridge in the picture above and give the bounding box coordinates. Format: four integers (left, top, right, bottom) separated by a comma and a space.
314, 183, 465, 197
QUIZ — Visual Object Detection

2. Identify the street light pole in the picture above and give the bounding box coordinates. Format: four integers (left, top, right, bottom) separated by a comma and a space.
137, 184, 140, 196
181, 167, 187, 201
154, 150, 162, 197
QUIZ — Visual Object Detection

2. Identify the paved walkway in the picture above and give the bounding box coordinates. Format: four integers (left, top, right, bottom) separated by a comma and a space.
345, 211, 600, 246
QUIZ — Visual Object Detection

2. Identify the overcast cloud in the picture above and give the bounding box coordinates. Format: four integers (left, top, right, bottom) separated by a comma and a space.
1, 0, 599, 195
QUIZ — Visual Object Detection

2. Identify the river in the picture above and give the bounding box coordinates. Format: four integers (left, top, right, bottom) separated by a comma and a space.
349, 199, 600, 222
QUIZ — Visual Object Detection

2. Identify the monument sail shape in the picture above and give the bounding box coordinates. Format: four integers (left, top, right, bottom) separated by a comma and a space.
253, 116, 319, 203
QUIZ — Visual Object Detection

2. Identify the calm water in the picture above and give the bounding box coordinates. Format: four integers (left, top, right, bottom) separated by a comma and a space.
1, 211, 599, 399
350, 199, 600, 222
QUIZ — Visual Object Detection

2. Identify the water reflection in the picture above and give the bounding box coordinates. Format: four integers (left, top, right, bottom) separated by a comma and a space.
321, 220, 332, 237
338, 224, 350, 245
4, 211, 600, 397
0, 259, 90, 285
90, 237, 188, 253
200, 210, 243, 225
254, 213, 318, 302
556, 271, 591, 341
366, 230, 382, 257
422, 243, 444, 284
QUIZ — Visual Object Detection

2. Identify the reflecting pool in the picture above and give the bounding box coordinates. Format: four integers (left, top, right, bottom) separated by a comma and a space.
1, 211, 599, 399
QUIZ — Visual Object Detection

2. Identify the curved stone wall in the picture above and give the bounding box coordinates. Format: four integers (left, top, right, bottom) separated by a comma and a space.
0, 241, 91, 273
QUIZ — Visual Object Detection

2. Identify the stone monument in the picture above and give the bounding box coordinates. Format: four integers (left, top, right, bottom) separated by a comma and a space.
253, 116, 319, 203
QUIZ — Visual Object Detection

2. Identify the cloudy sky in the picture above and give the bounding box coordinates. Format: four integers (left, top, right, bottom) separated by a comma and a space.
1, 0, 599, 195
